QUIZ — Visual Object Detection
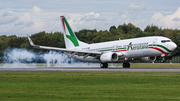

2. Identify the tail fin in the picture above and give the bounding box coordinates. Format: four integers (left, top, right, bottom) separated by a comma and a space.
60, 16, 88, 49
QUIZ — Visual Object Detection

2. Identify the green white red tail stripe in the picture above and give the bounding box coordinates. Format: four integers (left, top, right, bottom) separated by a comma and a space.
60, 16, 79, 47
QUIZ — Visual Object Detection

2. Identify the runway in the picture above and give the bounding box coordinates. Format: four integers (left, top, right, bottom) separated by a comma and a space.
1, 67, 180, 72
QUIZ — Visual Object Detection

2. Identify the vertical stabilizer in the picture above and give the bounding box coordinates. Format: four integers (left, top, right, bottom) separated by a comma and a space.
60, 16, 88, 49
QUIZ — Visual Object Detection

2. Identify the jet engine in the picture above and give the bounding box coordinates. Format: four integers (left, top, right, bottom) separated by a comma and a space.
139, 56, 156, 63
100, 52, 118, 63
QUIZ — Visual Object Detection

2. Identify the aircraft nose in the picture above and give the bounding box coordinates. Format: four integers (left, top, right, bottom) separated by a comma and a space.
170, 42, 177, 51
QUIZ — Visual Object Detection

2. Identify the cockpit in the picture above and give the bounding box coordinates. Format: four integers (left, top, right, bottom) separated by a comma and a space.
161, 40, 172, 43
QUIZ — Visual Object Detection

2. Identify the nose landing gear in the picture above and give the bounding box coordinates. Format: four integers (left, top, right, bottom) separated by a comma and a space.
161, 57, 165, 63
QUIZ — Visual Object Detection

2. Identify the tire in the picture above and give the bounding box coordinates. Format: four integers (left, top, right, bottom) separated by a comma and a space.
123, 63, 126, 68
105, 63, 108, 68
127, 62, 130, 68
100, 63, 104, 68
100, 63, 108, 68
122, 62, 130, 68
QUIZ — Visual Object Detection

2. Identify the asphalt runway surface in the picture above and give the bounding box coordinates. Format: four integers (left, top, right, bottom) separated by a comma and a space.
1, 67, 180, 72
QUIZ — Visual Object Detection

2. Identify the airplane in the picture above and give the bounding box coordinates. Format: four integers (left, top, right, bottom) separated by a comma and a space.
27, 16, 177, 68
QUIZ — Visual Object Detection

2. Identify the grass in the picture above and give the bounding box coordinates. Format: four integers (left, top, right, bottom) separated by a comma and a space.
0, 72, 180, 101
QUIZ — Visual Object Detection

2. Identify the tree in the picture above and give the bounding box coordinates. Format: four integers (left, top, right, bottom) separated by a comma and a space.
109, 25, 117, 34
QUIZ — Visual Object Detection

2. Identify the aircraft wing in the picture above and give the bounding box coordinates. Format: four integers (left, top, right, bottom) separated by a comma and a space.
27, 35, 102, 57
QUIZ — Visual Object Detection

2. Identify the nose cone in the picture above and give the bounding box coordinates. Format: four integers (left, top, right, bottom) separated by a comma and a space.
170, 42, 177, 51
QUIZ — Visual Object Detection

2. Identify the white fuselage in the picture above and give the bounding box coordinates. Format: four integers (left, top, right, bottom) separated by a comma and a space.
70, 36, 177, 63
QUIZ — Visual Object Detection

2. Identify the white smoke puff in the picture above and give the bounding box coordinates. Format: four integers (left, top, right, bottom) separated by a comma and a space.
42, 51, 76, 67
4, 48, 36, 63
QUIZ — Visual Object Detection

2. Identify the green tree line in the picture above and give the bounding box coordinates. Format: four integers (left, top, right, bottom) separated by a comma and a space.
0, 23, 180, 62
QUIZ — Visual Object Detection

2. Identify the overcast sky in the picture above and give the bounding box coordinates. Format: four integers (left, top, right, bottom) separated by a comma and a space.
0, 0, 180, 36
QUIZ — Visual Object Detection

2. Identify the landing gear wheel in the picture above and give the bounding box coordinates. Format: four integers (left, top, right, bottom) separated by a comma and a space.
161, 57, 165, 63
100, 63, 108, 68
122, 62, 130, 68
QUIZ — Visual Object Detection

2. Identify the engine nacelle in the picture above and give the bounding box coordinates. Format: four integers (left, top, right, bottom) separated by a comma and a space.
139, 56, 156, 63
100, 52, 118, 63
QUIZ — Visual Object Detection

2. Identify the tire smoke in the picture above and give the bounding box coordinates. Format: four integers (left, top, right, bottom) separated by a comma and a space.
2, 48, 78, 68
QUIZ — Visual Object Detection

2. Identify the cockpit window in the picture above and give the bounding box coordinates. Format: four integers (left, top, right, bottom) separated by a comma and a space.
161, 40, 171, 43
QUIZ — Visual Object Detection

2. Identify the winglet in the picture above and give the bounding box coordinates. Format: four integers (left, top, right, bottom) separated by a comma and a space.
27, 34, 35, 46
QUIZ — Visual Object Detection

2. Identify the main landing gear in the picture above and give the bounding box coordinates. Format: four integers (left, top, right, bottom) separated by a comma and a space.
100, 63, 108, 68
122, 62, 130, 68
100, 62, 130, 68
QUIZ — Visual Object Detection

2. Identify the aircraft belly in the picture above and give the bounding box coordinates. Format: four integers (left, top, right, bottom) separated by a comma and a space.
124, 49, 156, 58
73, 56, 101, 62
73, 55, 125, 63
124, 50, 144, 57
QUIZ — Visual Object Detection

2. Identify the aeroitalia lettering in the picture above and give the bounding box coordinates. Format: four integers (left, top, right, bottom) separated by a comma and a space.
127, 42, 149, 51
133, 44, 148, 50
